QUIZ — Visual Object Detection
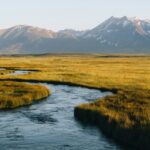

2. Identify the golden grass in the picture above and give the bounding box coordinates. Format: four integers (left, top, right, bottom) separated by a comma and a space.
74, 89, 150, 149
0, 69, 15, 75
0, 54, 149, 148
76, 89, 150, 128
0, 81, 50, 109
0, 54, 149, 112
0, 54, 149, 91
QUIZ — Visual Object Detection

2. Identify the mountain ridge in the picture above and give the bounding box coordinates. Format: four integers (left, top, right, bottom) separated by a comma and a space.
0, 16, 150, 54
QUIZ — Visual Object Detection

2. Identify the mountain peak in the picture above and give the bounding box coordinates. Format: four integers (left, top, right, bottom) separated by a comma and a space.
13, 24, 29, 28
0, 16, 150, 54
95, 16, 150, 35
9, 25, 35, 31
1, 25, 56, 39
107, 16, 128, 21
107, 16, 142, 22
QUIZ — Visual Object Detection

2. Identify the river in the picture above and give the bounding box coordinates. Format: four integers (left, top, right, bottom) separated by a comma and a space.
0, 70, 124, 150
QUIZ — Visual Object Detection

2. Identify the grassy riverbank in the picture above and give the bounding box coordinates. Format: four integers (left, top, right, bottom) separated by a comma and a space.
75, 89, 150, 149
0, 69, 15, 75
0, 81, 50, 109
0, 54, 149, 149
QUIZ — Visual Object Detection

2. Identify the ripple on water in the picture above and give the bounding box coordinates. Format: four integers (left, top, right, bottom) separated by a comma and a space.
0, 79, 122, 150
20, 111, 58, 124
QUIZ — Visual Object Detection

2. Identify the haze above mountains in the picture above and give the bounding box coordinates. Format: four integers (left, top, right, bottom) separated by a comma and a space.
0, 16, 150, 54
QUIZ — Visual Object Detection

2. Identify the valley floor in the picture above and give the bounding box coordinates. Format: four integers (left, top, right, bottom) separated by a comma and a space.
0, 54, 149, 149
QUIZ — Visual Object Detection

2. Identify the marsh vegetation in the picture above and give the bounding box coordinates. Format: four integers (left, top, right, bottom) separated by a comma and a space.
0, 81, 50, 109
0, 54, 149, 149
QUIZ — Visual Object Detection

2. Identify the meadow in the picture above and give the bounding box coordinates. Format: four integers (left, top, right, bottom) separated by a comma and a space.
0, 69, 15, 75
0, 54, 149, 149
0, 81, 50, 109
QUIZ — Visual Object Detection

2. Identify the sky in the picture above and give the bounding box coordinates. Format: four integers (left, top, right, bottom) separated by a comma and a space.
0, 0, 150, 31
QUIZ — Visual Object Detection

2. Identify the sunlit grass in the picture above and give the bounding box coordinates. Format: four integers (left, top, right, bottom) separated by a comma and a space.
0, 81, 50, 109
0, 69, 15, 75
0, 54, 150, 91
0, 54, 149, 148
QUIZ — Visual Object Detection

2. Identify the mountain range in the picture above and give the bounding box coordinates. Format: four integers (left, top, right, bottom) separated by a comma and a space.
0, 16, 150, 54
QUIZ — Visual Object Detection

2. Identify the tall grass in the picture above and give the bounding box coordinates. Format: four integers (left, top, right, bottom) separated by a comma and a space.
0, 81, 50, 109
0, 54, 150, 149
75, 89, 150, 149
0, 69, 15, 75
0, 54, 149, 90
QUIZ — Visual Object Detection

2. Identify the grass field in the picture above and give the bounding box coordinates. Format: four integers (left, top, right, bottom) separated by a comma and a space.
0, 81, 50, 109
0, 69, 15, 75
0, 54, 149, 149
0, 54, 149, 90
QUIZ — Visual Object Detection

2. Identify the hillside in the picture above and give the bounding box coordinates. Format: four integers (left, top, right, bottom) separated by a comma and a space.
0, 17, 150, 54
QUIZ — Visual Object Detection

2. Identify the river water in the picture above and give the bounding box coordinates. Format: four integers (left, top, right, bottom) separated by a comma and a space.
0, 70, 124, 150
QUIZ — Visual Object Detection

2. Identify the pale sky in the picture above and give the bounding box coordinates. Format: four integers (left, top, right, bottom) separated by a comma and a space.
0, 0, 150, 31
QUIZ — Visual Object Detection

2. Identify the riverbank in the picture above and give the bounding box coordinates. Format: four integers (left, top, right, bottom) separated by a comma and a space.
0, 81, 50, 109
0, 69, 15, 75
0, 54, 149, 149
74, 89, 150, 150
0, 83, 121, 150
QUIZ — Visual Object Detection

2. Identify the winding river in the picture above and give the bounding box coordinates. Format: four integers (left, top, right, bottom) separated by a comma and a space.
0, 70, 124, 150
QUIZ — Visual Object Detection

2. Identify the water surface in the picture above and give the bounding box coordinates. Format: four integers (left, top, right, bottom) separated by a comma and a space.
0, 70, 124, 150
0, 83, 124, 150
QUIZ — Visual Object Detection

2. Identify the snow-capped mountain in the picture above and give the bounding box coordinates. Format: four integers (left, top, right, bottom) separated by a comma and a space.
0, 16, 150, 54
82, 16, 150, 51
0, 25, 56, 40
